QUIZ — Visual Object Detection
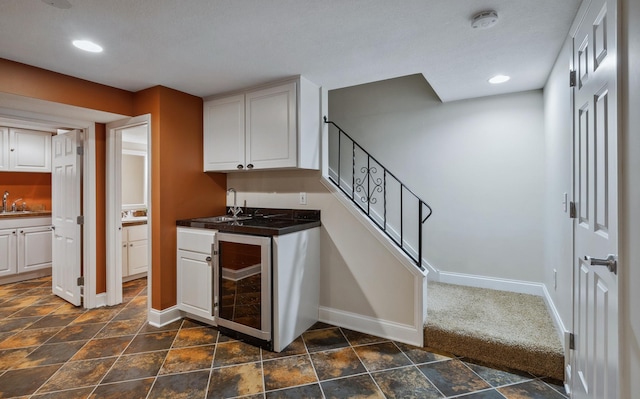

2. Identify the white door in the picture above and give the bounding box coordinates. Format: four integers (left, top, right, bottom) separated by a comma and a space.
52, 130, 82, 306
571, 0, 618, 397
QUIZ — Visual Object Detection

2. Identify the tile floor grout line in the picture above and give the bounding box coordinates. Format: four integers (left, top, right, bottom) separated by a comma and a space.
340, 327, 388, 398
300, 329, 327, 399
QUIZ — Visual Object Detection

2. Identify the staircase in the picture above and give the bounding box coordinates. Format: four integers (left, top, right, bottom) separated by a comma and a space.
324, 117, 432, 271
325, 118, 565, 382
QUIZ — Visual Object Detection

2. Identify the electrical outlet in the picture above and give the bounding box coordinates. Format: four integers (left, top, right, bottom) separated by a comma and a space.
299, 192, 307, 205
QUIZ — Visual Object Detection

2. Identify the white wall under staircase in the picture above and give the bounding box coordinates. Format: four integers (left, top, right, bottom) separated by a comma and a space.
227, 169, 428, 346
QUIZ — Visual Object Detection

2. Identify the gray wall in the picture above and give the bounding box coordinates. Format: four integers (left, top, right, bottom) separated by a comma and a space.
543, 37, 573, 331
329, 76, 546, 283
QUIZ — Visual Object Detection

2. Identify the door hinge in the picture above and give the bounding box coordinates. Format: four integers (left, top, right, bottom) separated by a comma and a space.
569, 201, 577, 219
569, 333, 575, 350
77, 146, 84, 156
213, 250, 218, 255
76, 215, 84, 225
569, 71, 577, 87
77, 276, 85, 286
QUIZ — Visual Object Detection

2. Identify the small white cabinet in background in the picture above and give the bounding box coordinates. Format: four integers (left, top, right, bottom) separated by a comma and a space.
0, 128, 52, 172
177, 227, 216, 322
0, 217, 52, 280
122, 224, 148, 278
203, 76, 320, 172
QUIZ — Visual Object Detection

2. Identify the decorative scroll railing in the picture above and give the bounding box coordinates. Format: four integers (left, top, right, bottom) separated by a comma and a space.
324, 117, 432, 271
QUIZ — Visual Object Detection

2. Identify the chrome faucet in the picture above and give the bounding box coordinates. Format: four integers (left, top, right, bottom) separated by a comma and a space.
10, 198, 22, 212
227, 188, 243, 217
2, 191, 8, 213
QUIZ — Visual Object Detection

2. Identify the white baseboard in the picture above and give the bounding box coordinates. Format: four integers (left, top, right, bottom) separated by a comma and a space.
435, 271, 545, 296
94, 293, 107, 308
319, 306, 423, 347
148, 305, 182, 327
0, 268, 51, 285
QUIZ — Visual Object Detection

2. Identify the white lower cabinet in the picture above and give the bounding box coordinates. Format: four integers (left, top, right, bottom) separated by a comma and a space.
0, 218, 52, 279
122, 224, 148, 278
0, 228, 17, 277
177, 227, 216, 322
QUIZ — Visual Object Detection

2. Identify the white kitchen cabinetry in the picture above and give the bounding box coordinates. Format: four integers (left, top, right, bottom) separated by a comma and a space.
0, 228, 17, 277
203, 76, 320, 172
122, 224, 148, 279
177, 227, 216, 322
0, 128, 52, 172
0, 217, 52, 281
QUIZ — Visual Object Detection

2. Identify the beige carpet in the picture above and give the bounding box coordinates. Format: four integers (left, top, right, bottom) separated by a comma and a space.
423, 282, 565, 381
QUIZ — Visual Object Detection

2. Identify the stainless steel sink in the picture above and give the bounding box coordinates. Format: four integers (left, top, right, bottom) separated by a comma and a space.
192, 215, 252, 223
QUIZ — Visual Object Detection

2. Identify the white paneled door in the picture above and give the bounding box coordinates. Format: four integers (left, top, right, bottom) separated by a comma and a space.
52, 130, 82, 306
571, 0, 618, 397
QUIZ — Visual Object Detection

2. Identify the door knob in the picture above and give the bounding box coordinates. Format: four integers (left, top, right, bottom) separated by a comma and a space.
584, 254, 617, 275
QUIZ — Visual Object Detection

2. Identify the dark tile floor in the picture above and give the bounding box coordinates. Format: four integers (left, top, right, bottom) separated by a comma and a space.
0, 276, 569, 399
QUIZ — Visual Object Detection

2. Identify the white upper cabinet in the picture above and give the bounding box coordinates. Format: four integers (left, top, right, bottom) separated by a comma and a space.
203, 76, 320, 172
0, 128, 52, 172
204, 94, 245, 171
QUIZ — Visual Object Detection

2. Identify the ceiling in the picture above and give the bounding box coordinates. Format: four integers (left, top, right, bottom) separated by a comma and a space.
0, 0, 581, 103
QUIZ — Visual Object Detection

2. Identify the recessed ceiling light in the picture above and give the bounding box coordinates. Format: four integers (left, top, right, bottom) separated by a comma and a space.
72, 40, 103, 53
488, 75, 510, 84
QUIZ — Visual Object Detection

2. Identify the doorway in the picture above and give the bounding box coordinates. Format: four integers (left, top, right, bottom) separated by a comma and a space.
106, 115, 151, 306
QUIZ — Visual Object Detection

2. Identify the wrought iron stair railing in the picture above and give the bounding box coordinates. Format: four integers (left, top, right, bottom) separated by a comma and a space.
324, 117, 432, 271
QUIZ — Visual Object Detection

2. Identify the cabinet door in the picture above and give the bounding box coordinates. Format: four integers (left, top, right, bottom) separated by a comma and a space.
245, 82, 297, 170
0, 127, 8, 171
203, 95, 245, 172
0, 229, 17, 277
9, 128, 52, 172
127, 239, 148, 275
177, 249, 213, 320
18, 226, 52, 273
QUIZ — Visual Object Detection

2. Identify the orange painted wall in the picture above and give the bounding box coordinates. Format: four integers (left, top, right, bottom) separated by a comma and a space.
134, 86, 227, 310
0, 172, 51, 211
0, 59, 133, 116
1, 59, 228, 310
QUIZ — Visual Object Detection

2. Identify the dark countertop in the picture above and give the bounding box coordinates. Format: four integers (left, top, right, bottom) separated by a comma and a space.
176, 208, 321, 236
0, 211, 52, 219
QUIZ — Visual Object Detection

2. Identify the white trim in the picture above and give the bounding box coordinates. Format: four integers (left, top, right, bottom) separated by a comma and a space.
82, 125, 97, 309
95, 292, 107, 308
148, 306, 182, 327
105, 115, 151, 307
319, 306, 423, 347
435, 271, 545, 296
0, 268, 51, 285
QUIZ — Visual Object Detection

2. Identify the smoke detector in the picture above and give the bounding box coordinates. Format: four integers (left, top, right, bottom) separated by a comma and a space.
471, 10, 499, 29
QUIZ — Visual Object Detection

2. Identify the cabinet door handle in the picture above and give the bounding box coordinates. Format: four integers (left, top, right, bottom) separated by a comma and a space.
130, 244, 133, 247
237, 164, 244, 169
247, 163, 254, 169
19, 230, 24, 234
123, 244, 127, 248
10, 148, 14, 152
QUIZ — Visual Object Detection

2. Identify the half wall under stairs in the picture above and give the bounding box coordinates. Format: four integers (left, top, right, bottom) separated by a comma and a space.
424, 282, 564, 381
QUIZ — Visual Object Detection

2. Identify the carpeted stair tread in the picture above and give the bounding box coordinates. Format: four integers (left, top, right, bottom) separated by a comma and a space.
424, 282, 564, 380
